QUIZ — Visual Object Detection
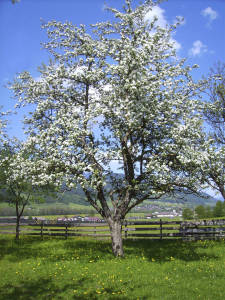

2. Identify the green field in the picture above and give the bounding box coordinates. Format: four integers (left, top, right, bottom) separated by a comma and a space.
0, 235, 225, 299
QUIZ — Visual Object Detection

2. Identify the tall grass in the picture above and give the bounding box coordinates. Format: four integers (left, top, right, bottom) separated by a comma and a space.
0, 235, 224, 299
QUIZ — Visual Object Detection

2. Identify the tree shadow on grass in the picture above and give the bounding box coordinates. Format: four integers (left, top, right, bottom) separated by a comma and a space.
0, 236, 50, 261
123, 239, 220, 262
0, 235, 221, 263
62, 238, 221, 263
0, 277, 84, 300
0, 236, 113, 262
0, 276, 131, 300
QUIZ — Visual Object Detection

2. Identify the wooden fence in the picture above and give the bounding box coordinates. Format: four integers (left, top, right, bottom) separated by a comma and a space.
1, 219, 225, 241
124, 219, 225, 241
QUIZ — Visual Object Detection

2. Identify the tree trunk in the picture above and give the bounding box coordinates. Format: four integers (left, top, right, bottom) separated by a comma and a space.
108, 219, 124, 257
15, 202, 26, 240
16, 215, 20, 240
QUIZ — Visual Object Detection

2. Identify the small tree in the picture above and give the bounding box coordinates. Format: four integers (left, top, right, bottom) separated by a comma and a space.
205, 206, 213, 218
195, 205, 206, 219
0, 143, 54, 239
10, 0, 206, 256
182, 208, 194, 220
213, 200, 225, 218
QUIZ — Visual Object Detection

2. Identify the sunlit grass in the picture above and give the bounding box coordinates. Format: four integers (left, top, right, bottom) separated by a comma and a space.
0, 235, 225, 299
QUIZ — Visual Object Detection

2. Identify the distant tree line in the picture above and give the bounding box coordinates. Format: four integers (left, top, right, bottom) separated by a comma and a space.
0, 204, 96, 217
183, 201, 225, 220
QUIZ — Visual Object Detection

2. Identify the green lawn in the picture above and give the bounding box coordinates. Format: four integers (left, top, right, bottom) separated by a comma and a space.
0, 235, 224, 299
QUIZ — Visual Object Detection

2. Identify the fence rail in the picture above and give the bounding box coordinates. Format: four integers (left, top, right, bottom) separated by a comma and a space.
0, 219, 225, 241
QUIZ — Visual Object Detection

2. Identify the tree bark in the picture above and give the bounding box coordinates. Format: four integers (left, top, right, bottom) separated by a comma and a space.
16, 215, 20, 240
219, 185, 225, 201
15, 201, 26, 240
108, 219, 124, 257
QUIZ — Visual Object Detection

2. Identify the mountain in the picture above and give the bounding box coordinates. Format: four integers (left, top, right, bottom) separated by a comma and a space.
45, 187, 90, 206
46, 187, 218, 208
0, 173, 218, 208
158, 191, 218, 207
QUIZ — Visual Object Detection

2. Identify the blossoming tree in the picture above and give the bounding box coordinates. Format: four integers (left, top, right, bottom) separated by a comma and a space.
10, 0, 206, 256
199, 62, 225, 200
0, 142, 55, 240
197, 143, 225, 200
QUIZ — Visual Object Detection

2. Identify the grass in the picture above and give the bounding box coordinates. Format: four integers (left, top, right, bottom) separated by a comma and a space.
0, 235, 225, 300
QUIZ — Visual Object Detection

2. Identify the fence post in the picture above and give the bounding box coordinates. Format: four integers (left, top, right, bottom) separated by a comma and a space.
212, 219, 216, 241
160, 219, 162, 240
180, 223, 185, 241
124, 220, 128, 239
94, 225, 96, 238
41, 221, 44, 240
65, 223, 68, 239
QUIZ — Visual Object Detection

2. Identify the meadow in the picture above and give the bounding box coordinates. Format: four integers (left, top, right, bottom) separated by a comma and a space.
0, 235, 225, 300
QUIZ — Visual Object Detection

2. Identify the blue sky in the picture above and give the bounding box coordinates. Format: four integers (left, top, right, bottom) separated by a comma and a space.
1, 0, 225, 139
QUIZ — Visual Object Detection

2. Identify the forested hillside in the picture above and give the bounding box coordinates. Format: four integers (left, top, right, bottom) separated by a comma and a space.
46, 187, 218, 208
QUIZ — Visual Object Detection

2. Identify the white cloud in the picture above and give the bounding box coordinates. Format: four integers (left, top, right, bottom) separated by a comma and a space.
201, 7, 218, 22
144, 6, 182, 52
144, 6, 167, 28
170, 37, 182, 51
188, 40, 208, 57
